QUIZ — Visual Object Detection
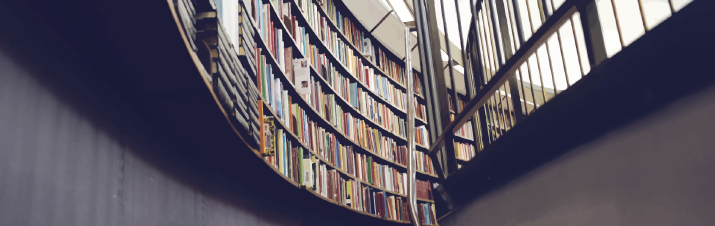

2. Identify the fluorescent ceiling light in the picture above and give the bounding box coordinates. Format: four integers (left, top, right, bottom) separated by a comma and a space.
388, 0, 414, 22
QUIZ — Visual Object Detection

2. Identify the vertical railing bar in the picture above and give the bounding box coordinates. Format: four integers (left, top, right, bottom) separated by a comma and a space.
493, 89, 504, 134
541, 0, 552, 19
439, 0, 461, 114
544, 40, 559, 96
488, 0, 506, 65
477, 17, 490, 82
494, 91, 506, 135
503, 83, 515, 128
487, 99, 496, 138
480, 2, 494, 76
470, 0, 495, 149
454, 0, 472, 100
506, 0, 522, 50
511, 0, 527, 44
478, 11, 494, 79
668, 0, 675, 13
569, 17, 586, 77
534, 51, 548, 104
485, 0, 502, 70
556, 30, 571, 87
636, 0, 649, 31
517, 68, 529, 116
537, 0, 547, 24
610, 0, 626, 47
469, 0, 493, 151
525, 60, 539, 113
524, 0, 536, 34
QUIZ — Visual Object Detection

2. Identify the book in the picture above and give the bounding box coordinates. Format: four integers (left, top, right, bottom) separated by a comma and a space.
263, 117, 276, 155
293, 58, 311, 94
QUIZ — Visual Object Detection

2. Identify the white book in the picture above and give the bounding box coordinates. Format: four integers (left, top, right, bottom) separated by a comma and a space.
293, 58, 311, 94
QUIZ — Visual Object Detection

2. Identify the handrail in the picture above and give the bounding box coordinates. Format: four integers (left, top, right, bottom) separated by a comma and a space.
428, 1, 583, 156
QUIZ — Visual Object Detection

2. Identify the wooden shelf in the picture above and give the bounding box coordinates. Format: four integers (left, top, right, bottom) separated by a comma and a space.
454, 134, 473, 142
416, 143, 430, 151
416, 197, 435, 203
416, 170, 439, 179
415, 117, 428, 125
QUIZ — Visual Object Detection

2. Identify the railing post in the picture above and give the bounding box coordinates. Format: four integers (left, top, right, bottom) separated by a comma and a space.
578, 0, 608, 66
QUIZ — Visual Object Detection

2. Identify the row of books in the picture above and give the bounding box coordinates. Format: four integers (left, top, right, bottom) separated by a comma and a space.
320, 0, 406, 86
302, 82, 409, 165
415, 125, 430, 147
193, 3, 260, 146
255, 1, 290, 72
416, 179, 433, 200
455, 141, 475, 161
262, 64, 412, 165
355, 152, 406, 195
259, 0, 410, 140
215, 0, 257, 77
418, 202, 438, 225
268, 134, 412, 223
264, 118, 412, 202
175, 0, 197, 52
304, 75, 407, 139
451, 113, 474, 139
297, 0, 408, 112
413, 71, 423, 96
414, 151, 436, 175
367, 188, 411, 221
302, 32, 408, 113
415, 100, 427, 122
262, 72, 413, 183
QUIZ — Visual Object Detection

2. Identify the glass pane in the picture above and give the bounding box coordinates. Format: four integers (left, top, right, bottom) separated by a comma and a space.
671, 0, 693, 12
547, 34, 568, 92
571, 13, 591, 75
388, 0, 414, 22
596, 0, 624, 57
613, 0, 646, 46
516, 0, 533, 41
641, 0, 672, 29
558, 20, 583, 85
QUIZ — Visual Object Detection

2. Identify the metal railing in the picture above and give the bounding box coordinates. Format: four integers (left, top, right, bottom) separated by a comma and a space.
415, 0, 693, 182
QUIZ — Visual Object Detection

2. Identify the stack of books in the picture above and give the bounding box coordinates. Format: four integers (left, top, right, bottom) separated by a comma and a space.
175, 0, 197, 51
195, 3, 260, 146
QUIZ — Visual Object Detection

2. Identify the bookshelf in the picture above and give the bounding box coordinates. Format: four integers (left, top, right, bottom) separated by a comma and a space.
172, 0, 438, 224
448, 90, 478, 167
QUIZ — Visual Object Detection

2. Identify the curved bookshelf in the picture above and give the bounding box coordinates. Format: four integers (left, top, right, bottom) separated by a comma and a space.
260, 1, 409, 144
289, 3, 408, 116
311, 0, 406, 91
164, 0, 424, 223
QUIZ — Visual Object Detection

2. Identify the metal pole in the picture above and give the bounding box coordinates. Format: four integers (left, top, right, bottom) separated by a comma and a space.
405, 26, 421, 226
